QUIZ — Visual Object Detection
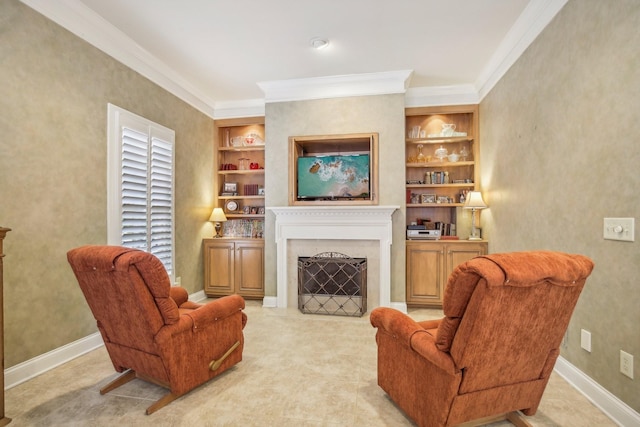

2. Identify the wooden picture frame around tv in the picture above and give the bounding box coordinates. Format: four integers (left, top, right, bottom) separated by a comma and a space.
288, 133, 379, 206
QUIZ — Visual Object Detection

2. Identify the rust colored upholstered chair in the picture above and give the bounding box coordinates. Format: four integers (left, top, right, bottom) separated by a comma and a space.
371, 251, 594, 427
67, 245, 247, 415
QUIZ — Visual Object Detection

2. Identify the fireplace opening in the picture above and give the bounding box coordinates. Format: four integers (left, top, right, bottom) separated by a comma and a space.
298, 252, 367, 317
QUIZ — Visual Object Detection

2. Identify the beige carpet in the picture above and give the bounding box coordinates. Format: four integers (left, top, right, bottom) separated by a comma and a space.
5, 300, 616, 426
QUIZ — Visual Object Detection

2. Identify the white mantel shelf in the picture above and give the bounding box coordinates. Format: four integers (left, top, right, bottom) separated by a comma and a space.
269, 205, 399, 309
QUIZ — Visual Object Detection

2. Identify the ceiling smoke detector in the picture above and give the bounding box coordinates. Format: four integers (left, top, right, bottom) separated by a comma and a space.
309, 37, 330, 50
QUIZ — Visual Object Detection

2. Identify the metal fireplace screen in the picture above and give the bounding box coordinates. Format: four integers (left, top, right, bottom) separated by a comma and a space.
298, 252, 367, 317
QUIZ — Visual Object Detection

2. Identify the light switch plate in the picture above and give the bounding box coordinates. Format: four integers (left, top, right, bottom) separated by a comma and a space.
603, 218, 635, 242
581, 329, 591, 352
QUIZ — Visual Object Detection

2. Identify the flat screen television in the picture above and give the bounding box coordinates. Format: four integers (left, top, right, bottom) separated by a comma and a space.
297, 154, 370, 200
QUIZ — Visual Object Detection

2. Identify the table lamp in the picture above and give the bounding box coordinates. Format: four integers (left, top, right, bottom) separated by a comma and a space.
209, 207, 227, 238
463, 191, 487, 241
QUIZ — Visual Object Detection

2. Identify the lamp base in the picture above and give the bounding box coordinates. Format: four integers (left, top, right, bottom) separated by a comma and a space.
468, 236, 482, 241
214, 222, 222, 238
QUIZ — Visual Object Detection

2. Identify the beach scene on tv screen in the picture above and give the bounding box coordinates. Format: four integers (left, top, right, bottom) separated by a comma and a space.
297, 154, 370, 199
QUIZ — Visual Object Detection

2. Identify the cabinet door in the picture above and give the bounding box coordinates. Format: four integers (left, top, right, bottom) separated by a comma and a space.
235, 240, 264, 298
444, 242, 487, 277
406, 243, 445, 306
443, 242, 488, 296
203, 240, 235, 296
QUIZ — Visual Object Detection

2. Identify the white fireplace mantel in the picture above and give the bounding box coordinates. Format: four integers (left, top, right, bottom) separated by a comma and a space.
269, 205, 399, 309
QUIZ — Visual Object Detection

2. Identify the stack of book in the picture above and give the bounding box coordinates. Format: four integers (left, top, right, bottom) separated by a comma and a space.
243, 184, 260, 196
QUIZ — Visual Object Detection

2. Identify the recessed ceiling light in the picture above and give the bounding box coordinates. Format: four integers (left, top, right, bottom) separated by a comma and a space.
309, 37, 330, 50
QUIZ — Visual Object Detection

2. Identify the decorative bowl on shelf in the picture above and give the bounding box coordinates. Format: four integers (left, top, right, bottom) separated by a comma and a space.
435, 145, 448, 161
447, 152, 460, 162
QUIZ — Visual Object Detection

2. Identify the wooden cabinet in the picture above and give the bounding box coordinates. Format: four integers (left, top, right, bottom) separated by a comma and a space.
203, 238, 264, 299
405, 105, 479, 236
210, 117, 265, 299
405, 105, 486, 307
406, 240, 487, 307
214, 117, 265, 221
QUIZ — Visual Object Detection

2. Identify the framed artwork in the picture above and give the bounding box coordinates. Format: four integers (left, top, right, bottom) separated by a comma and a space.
223, 182, 237, 193
421, 194, 436, 204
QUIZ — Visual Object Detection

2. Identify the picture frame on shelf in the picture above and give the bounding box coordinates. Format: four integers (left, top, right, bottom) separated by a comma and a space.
258, 187, 265, 196
223, 182, 238, 193
258, 207, 265, 215
242, 206, 251, 215
421, 194, 436, 204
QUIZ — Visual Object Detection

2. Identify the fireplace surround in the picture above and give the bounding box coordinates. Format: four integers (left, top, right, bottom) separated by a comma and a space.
269, 206, 398, 309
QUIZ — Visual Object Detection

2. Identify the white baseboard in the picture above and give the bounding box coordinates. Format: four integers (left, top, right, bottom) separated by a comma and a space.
5, 332, 104, 389
190, 289, 207, 302
554, 356, 640, 427
390, 301, 408, 313
262, 296, 277, 308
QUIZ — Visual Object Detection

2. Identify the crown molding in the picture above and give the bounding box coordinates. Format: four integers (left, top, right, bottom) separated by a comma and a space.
258, 70, 413, 103
212, 99, 266, 120
405, 85, 480, 108
20, 0, 218, 118
20, 0, 566, 116
475, 0, 569, 100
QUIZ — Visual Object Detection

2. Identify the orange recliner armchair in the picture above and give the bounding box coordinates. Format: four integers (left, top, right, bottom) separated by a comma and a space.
371, 251, 594, 427
67, 245, 247, 414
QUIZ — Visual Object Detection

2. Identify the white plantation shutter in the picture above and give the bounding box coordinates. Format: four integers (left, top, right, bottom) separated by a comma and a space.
107, 104, 175, 280
121, 127, 149, 250
149, 137, 173, 272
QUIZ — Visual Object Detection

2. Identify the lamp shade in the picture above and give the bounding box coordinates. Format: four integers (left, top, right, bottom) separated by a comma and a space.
209, 207, 227, 222
463, 191, 487, 210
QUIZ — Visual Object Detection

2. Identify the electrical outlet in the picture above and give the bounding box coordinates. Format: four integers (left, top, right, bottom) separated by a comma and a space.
580, 329, 591, 352
620, 350, 634, 379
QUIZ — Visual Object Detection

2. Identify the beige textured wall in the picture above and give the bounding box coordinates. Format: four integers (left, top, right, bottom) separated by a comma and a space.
264, 96, 407, 303
0, 1, 214, 366
480, 0, 639, 411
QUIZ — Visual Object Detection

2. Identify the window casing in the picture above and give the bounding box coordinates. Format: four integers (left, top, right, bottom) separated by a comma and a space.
107, 104, 175, 281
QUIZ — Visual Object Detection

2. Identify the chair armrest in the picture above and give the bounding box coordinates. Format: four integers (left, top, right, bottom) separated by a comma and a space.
370, 307, 425, 348
170, 286, 189, 306
410, 331, 458, 375
371, 307, 457, 375
184, 294, 246, 330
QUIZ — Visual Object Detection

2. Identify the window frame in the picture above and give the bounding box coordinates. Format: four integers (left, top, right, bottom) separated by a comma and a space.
107, 103, 176, 282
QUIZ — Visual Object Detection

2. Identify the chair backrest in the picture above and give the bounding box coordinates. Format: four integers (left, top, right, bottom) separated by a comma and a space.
435, 251, 593, 394
67, 245, 181, 355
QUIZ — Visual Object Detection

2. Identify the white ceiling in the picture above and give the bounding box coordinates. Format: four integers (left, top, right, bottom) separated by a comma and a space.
22, 0, 568, 117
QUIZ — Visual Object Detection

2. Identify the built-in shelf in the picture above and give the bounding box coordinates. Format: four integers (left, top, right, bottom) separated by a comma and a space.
407, 136, 474, 144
